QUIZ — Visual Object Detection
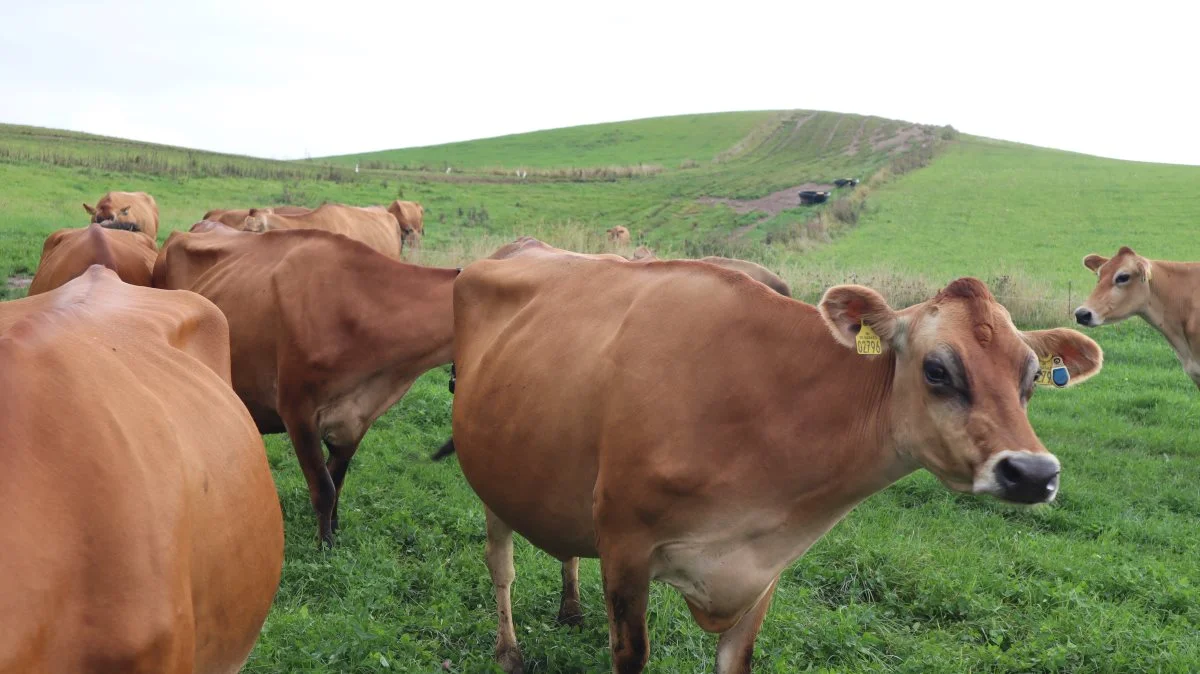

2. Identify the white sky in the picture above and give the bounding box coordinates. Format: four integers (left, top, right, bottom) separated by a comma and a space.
2, 0, 1196, 164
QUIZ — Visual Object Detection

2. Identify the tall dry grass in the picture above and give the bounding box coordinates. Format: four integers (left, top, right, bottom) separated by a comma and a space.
410, 221, 1072, 328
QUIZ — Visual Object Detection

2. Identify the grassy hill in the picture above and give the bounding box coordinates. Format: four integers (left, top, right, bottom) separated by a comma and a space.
2, 112, 1199, 672
324, 111, 778, 170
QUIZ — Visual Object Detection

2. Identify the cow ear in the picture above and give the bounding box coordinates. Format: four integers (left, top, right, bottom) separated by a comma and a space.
247, 208, 259, 216
83, 203, 95, 215
1023, 328, 1104, 386
1135, 257, 1152, 282
1082, 254, 1107, 272
819, 285, 901, 351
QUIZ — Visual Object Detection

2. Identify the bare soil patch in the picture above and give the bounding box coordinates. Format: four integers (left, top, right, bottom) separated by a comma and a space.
6, 275, 32, 289
697, 182, 838, 217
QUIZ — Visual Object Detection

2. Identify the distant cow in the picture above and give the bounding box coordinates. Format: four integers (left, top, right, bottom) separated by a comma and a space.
83, 191, 159, 239
607, 226, 632, 245
202, 206, 312, 230
798, 190, 830, 205
28, 223, 157, 295
386, 200, 425, 249
833, 178, 859, 188
153, 228, 460, 546
1076, 246, 1200, 388
0, 266, 283, 673
628, 245, 657, 261
436, 241, 1103, 673
243, 203, 403, 259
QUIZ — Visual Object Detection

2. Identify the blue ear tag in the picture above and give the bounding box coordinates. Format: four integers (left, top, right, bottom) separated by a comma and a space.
1036, 355, 1070, 388
1050, 357, 1070, 387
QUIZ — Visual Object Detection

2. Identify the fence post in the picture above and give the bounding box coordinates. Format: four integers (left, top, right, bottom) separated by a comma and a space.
1067, 281, 1072, 318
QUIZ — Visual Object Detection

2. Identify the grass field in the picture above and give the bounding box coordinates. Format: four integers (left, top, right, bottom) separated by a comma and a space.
2, 111, 1199, 672
323, 112, 779, 171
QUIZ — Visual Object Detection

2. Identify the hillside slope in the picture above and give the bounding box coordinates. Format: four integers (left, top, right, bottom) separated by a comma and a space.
325, 111, 778, 170
794, 136, 1200, 293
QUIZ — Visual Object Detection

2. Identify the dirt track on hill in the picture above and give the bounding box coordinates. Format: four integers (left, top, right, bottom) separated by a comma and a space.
6, 275, 31, 289
697, 182, 838, 217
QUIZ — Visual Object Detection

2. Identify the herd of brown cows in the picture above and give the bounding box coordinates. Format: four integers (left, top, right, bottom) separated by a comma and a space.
3, 188, 1194, 673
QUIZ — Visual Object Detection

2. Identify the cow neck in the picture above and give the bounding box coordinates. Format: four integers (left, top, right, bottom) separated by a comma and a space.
1140, 261, 1200, 358
367, 261, 459, 372
779, 343, 915, 526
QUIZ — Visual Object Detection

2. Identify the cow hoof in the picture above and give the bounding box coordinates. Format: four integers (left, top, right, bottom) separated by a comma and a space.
495, 645, 524, 674
318, 530, 336, 550
556, 602, 584, 628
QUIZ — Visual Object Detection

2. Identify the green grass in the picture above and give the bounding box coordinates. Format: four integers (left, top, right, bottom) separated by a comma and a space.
2, 112, 1199, 672
797, 136, 1200, 293
244, 322, 1199, 673
323, 112, 778, 170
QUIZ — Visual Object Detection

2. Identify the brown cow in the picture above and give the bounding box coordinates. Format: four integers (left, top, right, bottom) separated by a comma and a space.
699, 257, 791, 297
1076, 246, 1200, 388
28, 223, 158, 295
242, 203, 403, 259
386, 200, 425, 249
437, 242, 1103, 673
83, 191, 159, 239
606, 226, 631, 245
153, 227, 459, 545
0, 266, 283, 673
202, 206, 312, 229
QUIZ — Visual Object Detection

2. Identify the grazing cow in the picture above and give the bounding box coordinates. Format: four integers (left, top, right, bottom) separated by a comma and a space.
153, 228, 460, 546
699, 256, 791, 297
386, 200, 425, 249
833, 178, 859, 188
437, 243, 1102, 673
82, 191, 159, 239
28, 223, 158, 295
607, 226, 632, 245
202, 206, 312, 230
0, 266, 283, 674
1076, 246, 1200, 388
798, 190, 830, 205
242, 203, 403, 259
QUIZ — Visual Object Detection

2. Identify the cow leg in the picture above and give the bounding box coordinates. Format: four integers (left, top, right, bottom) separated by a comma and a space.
325, 441, 359, 534
600, 554, 651, 674
485, 507, 524, 674
714, 578, 779, 674
556, 556, 584, 627
283, 415, 336, 547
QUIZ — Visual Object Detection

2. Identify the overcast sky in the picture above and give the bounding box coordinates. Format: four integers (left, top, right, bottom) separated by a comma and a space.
2, 1, 1196, 164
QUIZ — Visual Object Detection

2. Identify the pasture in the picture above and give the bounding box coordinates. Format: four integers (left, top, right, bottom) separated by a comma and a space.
1, 111, 1198, 673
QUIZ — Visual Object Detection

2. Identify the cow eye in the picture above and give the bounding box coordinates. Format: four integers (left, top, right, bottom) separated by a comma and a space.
1115, 272, 1131, 284
924, 361, 950, 386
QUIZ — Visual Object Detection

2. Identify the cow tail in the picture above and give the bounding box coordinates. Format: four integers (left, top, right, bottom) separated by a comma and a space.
431, 438, 457, 461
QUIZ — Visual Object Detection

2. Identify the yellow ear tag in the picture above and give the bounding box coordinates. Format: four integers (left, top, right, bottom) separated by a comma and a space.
855, 322, 883, 355
1035, 355, 1070, 388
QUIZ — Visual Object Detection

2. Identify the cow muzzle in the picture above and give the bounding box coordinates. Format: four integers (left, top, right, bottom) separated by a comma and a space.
1074, 306, 1100, 327
974, 450, 1060, 504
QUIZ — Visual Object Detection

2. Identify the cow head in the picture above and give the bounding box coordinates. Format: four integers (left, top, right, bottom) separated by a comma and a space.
84, 200, 118, 224
242, 208, 271, 233
820, 277, 1102, 504
1074, 247, 1152, 327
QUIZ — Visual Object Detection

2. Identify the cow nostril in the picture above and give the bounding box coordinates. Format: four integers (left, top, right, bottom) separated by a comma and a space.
994, 454, 1060, 504
997, 457, 1023, 486
1074, 308, 1092, 326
